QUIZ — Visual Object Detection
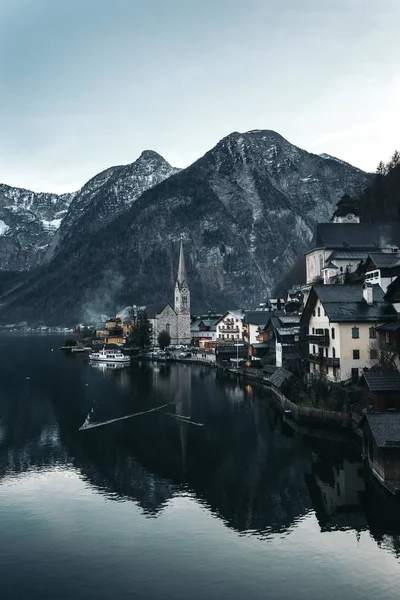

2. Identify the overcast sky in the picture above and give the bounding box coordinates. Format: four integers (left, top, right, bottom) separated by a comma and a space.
0, 0, 399, 193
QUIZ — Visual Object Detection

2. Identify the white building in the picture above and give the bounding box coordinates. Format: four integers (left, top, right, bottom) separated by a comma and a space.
364, 252, 400, 293
215, 311, 244, 342
301, 283, 397, 382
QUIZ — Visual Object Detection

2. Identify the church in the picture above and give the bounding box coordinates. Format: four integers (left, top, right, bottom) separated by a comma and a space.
146, 241, 191, 346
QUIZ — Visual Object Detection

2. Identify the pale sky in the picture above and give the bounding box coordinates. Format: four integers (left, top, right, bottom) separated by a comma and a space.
0, 0, 399, 193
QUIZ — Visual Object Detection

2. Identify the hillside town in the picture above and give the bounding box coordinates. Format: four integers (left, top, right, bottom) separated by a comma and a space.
67, 192, 398, 496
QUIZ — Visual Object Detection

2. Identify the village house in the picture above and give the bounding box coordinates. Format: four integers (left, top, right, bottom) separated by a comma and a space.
301, 283, 397, 382
359, 413, 400, 496
361, 372, 400, 412
305, 195, 400, 285
95, 317, 125, 344
215, 311, 244, 343
190, 316, 220, 346
364, 252, 400, 293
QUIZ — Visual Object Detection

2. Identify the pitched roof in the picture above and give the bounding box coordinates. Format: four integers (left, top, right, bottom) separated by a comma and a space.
366, 253, 400, 270
244, 311, 272, 325
361, 413, 400, 448
268, 367, 293, 389
329, 251, 370, 260
144, 303, 174, 319
376, 322, 400, 332
215, 310, 245, 325
310, 284, 396, 323
363, 371, 400, 392
313, 223, 400, 250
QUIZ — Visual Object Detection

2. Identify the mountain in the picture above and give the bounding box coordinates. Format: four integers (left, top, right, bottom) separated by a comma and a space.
0, 184, 75, 270
47, 150, 180, 259
0, 130, 370, 324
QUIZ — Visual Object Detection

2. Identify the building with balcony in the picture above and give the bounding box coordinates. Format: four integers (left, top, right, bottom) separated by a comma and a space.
215, 311, 244, 342
305, 221, 400, 285
301, 283, 397, 382
364, 252, 400, 293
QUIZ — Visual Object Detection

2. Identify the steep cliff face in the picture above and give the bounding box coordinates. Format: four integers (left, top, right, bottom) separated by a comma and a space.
0, 184, 75, 270
0, 130, 370, 324
48, 150, 180, 258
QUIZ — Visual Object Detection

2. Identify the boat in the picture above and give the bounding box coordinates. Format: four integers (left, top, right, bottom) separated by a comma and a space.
71, 345, 92, 353
89, 346, 130, 363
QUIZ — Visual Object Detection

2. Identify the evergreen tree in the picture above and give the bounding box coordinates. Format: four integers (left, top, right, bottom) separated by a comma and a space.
157, 330, 171, 350
125, 310, 152, 348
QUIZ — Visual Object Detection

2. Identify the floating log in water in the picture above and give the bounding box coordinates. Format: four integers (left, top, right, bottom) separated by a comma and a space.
79, 402, 174, 431
161, 411, 204, 427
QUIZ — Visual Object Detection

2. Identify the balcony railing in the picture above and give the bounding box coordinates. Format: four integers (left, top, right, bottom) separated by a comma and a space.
307, 333, 330, 346
308, 353, 340, 367
218, 327, 240, 333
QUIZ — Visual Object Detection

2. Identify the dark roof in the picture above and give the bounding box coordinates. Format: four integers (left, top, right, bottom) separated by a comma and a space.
268, 368, 293, 389
145, 303, 174, 318
361, 413, 400, 448
329, 251, 370, 260
314, 223, 400, 250
384, 276, 400, 302
309, 284, 396, 323
376, 322, 400, 332
244, 311, 272, 325
363, 371, 400, 392
366, 253, 400, 269
263, 365, 278, 374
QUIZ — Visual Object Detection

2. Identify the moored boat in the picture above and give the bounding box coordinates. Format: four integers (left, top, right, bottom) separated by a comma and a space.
89, 346, 130, 363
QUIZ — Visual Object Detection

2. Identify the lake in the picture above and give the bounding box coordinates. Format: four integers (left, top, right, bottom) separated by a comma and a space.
0, 334, 400, 599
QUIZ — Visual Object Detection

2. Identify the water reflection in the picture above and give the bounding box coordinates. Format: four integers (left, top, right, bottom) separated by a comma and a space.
1, 335, 400, 549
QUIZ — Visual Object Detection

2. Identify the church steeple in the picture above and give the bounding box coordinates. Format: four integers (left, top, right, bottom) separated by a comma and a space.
174, 239, 191, 344
174, 240, 190, 316
177, 240, 187, 286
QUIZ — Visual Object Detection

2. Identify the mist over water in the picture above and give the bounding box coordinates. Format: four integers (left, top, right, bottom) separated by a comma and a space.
0, 334, 400, 600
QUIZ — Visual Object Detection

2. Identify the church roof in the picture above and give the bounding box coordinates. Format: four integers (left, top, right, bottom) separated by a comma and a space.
144, 303, 175, 318
177, 241, 188, 285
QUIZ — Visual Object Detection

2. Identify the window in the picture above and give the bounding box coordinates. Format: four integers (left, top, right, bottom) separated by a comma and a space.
331, 328, 335, 340
332, 347, 336, 358
166, 323, 170, 334
353, 349, 360, 359
313, 345, 316, 354
325, 349, 328, 357
313, 310, 316, 317
370, 348, 378, 360
317, 307, 320, 317
352, 327, 359, 339
369, 327, 376, 339
312, 327, 315, 334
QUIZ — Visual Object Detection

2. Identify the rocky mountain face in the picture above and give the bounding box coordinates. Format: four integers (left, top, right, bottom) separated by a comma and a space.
47, 150, 180, 259
0, 130, 370, 324
0, 184, 75, 270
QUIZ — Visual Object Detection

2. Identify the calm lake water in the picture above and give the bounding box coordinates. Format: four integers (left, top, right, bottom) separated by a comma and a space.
1, 335, 400, 599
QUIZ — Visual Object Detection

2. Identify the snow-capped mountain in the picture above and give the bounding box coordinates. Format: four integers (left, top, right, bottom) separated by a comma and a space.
0, 130, 370, 324
0, 184, 75, 270
0, 151, 180, 270
47, 150, 180, 258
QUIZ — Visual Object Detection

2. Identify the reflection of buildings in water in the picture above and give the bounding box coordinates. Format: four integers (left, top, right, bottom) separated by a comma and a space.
307, 456, 367, 531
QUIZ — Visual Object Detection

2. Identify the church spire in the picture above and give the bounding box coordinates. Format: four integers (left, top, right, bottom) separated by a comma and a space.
177, 239, 187, 285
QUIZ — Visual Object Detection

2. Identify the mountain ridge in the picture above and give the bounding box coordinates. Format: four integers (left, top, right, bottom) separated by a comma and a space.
0, 129, 371, 324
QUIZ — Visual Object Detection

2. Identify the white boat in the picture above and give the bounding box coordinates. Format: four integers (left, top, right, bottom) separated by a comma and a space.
89, 347, 130, 363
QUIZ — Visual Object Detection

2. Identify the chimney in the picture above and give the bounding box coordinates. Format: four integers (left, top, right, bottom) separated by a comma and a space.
363, 283, 373, 305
